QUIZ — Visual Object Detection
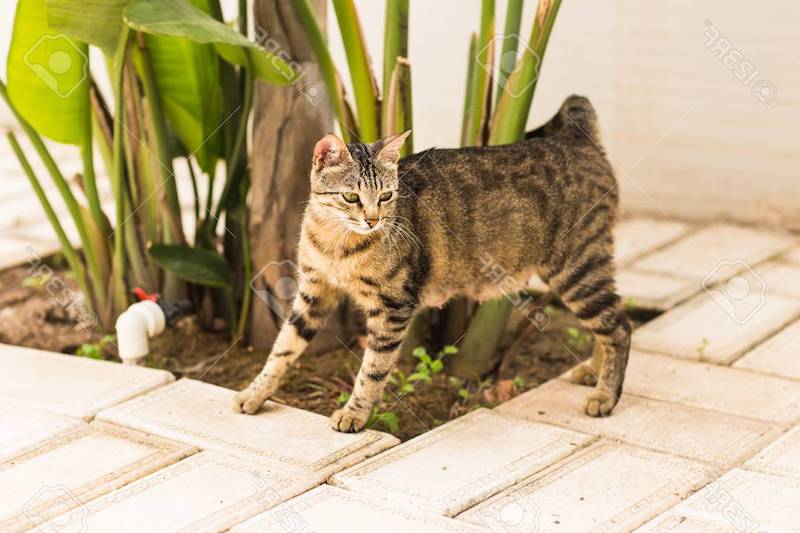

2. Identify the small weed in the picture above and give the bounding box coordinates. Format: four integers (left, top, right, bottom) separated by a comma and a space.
75, 335, 116, 360
21, 274, 48, 290
697, 338, 710, 356
565, 327, 591, 351
346, 345, 457, 435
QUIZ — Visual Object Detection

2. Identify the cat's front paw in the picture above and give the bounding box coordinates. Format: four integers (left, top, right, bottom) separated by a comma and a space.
330, 405, 370, 433
583, 388, 618, 417
233, 385, 272, 415
568, 362, 598, 387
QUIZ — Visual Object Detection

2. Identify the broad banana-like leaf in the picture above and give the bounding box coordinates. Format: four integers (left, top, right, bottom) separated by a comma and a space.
7, 0, 89, 145
123, 0, 296, 84
148, 243, 232, 288
46, 0, 128, 55
144, 13, 224, 173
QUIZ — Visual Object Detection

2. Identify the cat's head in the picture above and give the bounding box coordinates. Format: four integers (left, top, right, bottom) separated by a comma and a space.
308, 131, 411, 235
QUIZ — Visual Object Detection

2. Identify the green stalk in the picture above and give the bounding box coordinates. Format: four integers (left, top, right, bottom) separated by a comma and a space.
6, 132, 90, 300
332, 0, 380, 141
236, 178, 253, 338
460, 33, 478, 146
456, 0, 563, 378
382, 58, 413, 155
291, 0, 353, 142
110, 26, 133, 313
212, 67, 253, 229
0, 80, 107, 305
490, 0, 562, 144
382, 0, 409, 110
133, 36, 185, 245
468, 0, 495, 146
80, 121, 111, 237
496, 0, 524, 100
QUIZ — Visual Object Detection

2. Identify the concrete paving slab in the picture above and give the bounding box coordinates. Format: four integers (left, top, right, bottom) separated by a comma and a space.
746, 425, 800, 479
458, 440, 714, 533
734, 320, 800, 380
622, 350, 800, 424
330, 408, 593, 516
783, 247, 800, 265
41, 450, 319, 533
97, 378, 399, 479
0, 421, 195, 533
657, 469, 800, 532
635, 513, 741, 532
0, 344, 174, 420
615, 218, 689, 265
497, 380, 782, 465
231, 485, 488, 533
631, 291, 800, 365
630, 224, 794, 283
747, 260, 800, 300
617, 270, 698, 310
0, 404, 84, 462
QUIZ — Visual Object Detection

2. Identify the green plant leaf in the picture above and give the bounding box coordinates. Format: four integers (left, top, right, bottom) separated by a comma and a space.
7, 0, 89, 144
148, 243, 232, 288
46, 0, 128, 55
143, 27, 223, 172
430, 360, 444, 373
123, 0, 295, 84
406, 372, 429, 383
374, 411, 399, 434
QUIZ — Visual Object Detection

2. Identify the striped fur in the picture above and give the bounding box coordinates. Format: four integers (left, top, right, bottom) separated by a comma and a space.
234, 95, 631, 430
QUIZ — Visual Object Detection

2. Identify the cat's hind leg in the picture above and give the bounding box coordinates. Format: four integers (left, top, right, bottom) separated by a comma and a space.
546, 250, 631, 417
567, 340, 602, 386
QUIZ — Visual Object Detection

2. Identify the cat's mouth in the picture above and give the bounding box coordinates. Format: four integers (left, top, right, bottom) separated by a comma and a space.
346, 220, 383, 235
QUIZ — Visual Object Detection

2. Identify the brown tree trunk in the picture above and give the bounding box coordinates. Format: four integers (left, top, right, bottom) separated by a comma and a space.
248, 0, 356, 351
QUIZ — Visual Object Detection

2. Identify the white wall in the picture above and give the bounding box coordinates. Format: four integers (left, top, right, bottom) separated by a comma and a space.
3, 1, 798, 227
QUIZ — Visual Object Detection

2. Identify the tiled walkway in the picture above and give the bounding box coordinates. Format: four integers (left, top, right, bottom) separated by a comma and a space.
3, 146, 800, 531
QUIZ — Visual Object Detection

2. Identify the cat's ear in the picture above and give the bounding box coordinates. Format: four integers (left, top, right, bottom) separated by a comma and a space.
375, 130, 412, 165
313, 133, 351, 171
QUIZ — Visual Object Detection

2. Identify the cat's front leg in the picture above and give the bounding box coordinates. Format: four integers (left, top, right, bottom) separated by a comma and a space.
234, 276, 339, 414
330, 302, 414, 432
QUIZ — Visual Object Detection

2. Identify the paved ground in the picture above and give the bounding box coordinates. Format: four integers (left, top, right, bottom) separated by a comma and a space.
3, 141, 800, 531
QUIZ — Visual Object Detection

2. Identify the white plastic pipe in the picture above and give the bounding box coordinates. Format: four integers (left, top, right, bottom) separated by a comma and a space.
115, 300, 166, 365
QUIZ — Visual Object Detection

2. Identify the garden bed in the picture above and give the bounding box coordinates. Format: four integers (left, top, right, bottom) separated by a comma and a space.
1, 258, 649, 441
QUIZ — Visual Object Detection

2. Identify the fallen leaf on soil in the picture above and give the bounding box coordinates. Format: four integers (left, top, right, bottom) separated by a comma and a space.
483, 379, 519, 404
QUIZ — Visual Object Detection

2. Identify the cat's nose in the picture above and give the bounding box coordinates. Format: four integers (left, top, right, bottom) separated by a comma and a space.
365, 218, 379, 228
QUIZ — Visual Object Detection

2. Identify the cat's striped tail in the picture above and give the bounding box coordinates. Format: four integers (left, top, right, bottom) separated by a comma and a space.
525, 94, 602, 147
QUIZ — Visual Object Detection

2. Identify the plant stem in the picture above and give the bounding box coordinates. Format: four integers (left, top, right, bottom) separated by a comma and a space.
468, 0, 495, 146
495, 0, 524, 101
490, 0, 562, 144
80, 121, 111, 237
110, 26, 133, 313
460, 33, 478, 146
0, 80, 107, 306
332, 0, 380, 141
291, 0, 353, 142
382, 0, 409, 119
6, 132, 90, 300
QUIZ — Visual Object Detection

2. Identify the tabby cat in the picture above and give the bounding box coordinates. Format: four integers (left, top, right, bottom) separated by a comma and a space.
234, 95, 631, 432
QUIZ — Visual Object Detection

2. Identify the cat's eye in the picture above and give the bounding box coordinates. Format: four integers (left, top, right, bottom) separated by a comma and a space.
379, 191, 393, 202
342, 192, 360, 203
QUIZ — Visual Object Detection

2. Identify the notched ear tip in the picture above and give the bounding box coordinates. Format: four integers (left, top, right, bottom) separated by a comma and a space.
313, 133, 349, 171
